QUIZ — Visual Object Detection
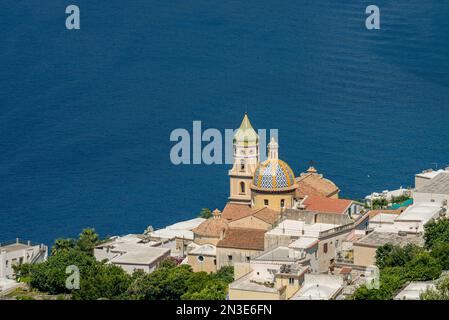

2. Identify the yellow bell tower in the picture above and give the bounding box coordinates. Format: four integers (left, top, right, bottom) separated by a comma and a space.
228, 113, 259, 204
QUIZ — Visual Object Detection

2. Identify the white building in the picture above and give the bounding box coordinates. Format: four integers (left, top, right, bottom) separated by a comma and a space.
0, 239, 48, 279
413, 172, 449, 207
147, 217, 206, 257
148, 218, 205, 242
415, 168, 449, 190
290, 274, 344, 300
394, 282, 436, 300
94, 234, 170, 274
369, 203, 443, 234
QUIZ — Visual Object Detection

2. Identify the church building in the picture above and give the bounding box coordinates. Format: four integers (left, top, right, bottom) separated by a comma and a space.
188, 114, 347, 273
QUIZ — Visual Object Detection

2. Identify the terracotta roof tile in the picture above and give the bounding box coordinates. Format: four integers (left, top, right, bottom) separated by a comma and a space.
296, 171, 340, 198
221, 203, 253, 221
302, 194, 353, 214
252, 207, 281, 225
217, 228, 265, 251
192, 218, 229, 237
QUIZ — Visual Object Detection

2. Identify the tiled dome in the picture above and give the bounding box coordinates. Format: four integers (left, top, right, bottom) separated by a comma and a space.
252, 159, 296, 191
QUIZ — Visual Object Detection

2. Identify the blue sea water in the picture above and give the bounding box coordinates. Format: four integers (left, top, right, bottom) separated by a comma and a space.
1, 1, 449, 246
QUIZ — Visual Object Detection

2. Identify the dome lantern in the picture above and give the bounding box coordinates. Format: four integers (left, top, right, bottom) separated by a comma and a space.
268, 137, 279, 160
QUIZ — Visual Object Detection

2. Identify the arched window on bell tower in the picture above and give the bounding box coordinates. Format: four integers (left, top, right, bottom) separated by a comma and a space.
240, 181, 245, 194
240, 159, 245, 172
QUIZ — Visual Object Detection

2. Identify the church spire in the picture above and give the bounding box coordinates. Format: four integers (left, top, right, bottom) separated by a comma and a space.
233, 114, 259, 146
228, 114, 260, 205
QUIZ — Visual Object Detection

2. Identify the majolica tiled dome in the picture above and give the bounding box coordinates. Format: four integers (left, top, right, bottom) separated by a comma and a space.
252, 159, 296, 191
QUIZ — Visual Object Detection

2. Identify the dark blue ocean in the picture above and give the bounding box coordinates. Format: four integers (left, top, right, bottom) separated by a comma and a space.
1, 1, 449, 246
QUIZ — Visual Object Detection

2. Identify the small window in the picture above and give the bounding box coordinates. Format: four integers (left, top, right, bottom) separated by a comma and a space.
240, 182, 245, 194
240, 160, 245, 171
288, 278, 294, 285
246, 256, 250, 262
214, 259, 217, 265
228, 255, 233, 261
264, 199, 269, 206
323, 243, 328, 254
280, 199, 285, 208
197, 255, 205, 263
5, 260, 9, 268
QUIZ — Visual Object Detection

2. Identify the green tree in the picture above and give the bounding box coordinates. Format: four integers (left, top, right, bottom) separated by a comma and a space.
430, 241, 449, 270
183, 282, 228, 300
181, 269, 232, 300
13, 263, 37, 283
350, 267, 406, 300
159, 257, 177, 269
52, 238, 76, 256
213, 266, 234, 283
421, 274, 449, 300
127, 264, 193, 300
76, 228, 100, 254
372, 198, 388, 209
375, 244, 423, 269
375, 244, 394, 269
424, 219, 449, 249
198, 208, 212, 219
30, 250, 97, 294
391, 195, 411, 204
405, 252, 442, 281
72, 263, 131, 300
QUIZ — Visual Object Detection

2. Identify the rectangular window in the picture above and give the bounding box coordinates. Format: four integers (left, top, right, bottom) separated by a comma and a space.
323, 243, 328, 254
280, 199, 285, 208
288, 278, 294, 285
264, 199, 269, 206
246, 256, 250, 262
228, 255, 233, 261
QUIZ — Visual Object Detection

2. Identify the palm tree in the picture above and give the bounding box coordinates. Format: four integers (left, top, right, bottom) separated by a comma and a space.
51, 238, 76, 255
76, 228, 100, 254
